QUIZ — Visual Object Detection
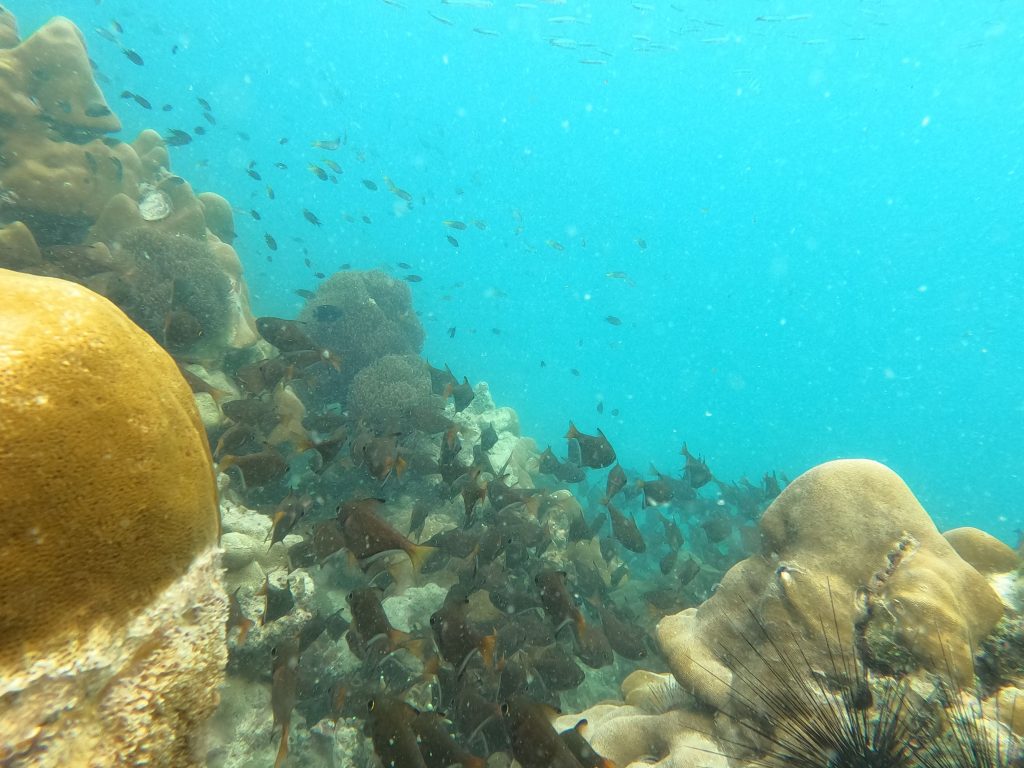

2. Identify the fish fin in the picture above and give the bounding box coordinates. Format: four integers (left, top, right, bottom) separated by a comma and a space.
273, 722, 289, 768
394, 455, 408, 478
479, 633, 497, 669
407, 543, 437, 574
564, 421, 580, 439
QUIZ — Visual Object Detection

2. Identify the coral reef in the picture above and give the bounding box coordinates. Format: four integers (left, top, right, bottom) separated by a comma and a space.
0, 269, 225, 766
564, 459, 1016, 767
0, 17, 257, 363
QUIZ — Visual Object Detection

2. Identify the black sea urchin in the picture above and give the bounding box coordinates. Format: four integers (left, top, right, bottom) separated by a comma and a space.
712, 588, 927, 768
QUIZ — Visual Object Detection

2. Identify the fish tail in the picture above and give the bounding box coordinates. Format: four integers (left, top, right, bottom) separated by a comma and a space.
479, 633, 497, 669
407, 543, 437, 574
274, 722, 290, 768
394, 455, 408, 478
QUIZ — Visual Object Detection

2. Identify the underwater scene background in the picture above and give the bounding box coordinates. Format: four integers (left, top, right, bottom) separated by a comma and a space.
2, 2, 1024, 768
14, 0, 1024, 542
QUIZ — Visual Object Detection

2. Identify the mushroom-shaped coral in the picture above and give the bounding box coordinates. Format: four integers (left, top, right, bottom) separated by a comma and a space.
0, 268, 225, 766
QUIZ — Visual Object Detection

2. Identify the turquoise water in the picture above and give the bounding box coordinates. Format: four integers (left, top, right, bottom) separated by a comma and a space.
18, 1, 1024, 541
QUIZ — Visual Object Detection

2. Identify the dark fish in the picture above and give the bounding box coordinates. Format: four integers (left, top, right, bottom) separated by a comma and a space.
596, 401, 604, 414
164, 128, 192, 146
218, 449, 289, 487
681, 442, 713, 488
271, 639, 300, 768
443, 219, 468, 230
595, 603, 647, 660
162, 309, 205, 350
677, 556, 701, 586
405, 274, 423, 283
565, 421, 616, 468
221, 396, 276, 428
250, 209, 262, 220
660, 548, 680, 575
308, 164, 328, 181
430, 596, 496, 672
95, 27, 119, 43
85, 103, 112, 117
570, 368, 581, 377
261, 575, 295, 625
367, 696, 427, 768
538, 446, 561, 475
410, 710, 486, 768
109, 156, 123, 182
535, 569, 585, 636
213, 423, 256, 459
604, 463, 626, 503
529, 644, 586, 689
347, 587, 421, 660
361, 215, 372, 224
267, 186, 276, 199
701, 514, 732, 543
161, 104, 172, 111
121, 47, 144, 65
640, 467, 675, 507
226, 587, 254, 645
480, 422, 499, 453
763, 470, 782, 500
361, 179, 378, 191
605, 315, 621, 326
607, 502, 645, 553
338, 498, 435, 572
311, 137, 341, 150
447, 235, 459, 248
660, 512, 685, 550
359, 433, 408, 483
197, 97, 212, 111
274, 162, 288, 170
246, 167, 262, 180
501, 696, 583, 768
203, 110, 216, 125
256, 317, 316, 352
636, 237, 647, 249
313, 304, 343, 322
572, 623, 614, 669
448, 326, 457, 338
269, 493, 313, 546
303, 208, 322, 226
194, 125, 206, 136
132, 93, 151, 109
560, 719, 616, 768
261, 233, 277, 251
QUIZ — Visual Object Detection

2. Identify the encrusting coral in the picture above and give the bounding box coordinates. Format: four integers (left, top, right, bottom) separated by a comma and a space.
0, 15, 258, 363
0, 268, 226, 767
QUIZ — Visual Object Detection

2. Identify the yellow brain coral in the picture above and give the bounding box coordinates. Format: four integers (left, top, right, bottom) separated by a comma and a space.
0, 268, 225, 766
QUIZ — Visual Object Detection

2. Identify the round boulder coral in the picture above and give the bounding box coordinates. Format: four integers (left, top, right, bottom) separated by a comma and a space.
0, 268, 224, 765
347, 353, 437, 428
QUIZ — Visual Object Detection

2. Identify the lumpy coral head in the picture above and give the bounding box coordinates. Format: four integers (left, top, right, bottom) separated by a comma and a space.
0, 268, 219, 673
657, 459, 1004, 715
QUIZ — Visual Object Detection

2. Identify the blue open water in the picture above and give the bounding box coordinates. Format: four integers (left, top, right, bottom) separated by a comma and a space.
17, 0, 1024, 541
